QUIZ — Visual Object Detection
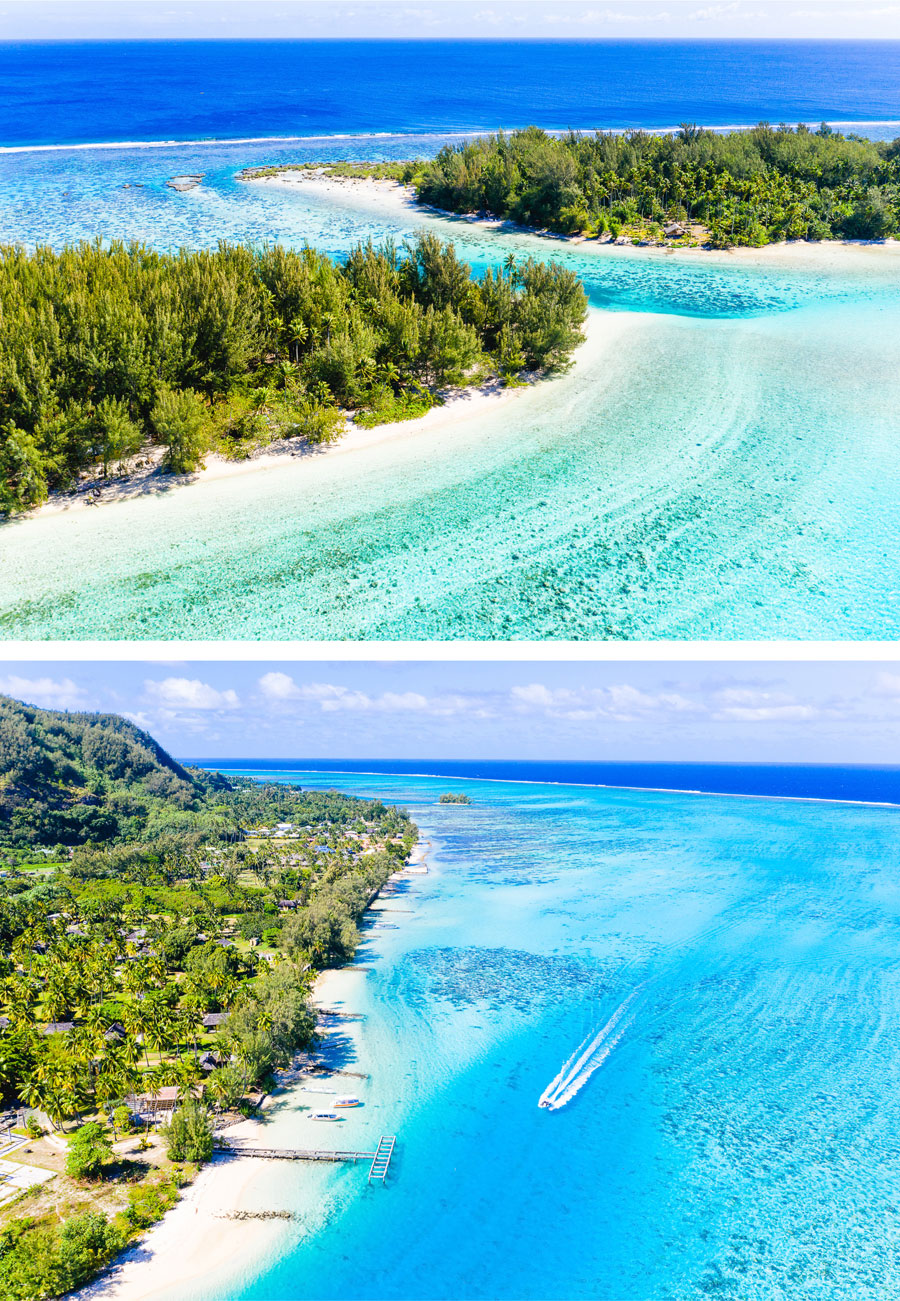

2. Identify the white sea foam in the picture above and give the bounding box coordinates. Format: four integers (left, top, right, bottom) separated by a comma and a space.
2, 120, 898, 155
539, 988, 640, 1111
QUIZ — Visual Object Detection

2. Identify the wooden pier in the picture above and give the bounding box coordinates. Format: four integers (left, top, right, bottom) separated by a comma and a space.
367, 1135, 396, 1185
218, 1134, 397, 1184
217, 1139, 374, 1163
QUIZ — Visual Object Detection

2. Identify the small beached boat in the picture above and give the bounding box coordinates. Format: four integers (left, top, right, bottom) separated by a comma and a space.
308, 1110, 343, 1121
333, 1095, 362, 1107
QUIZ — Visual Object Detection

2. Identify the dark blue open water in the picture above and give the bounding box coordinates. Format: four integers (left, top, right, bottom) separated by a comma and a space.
192, 759, 900, 806
3, 39, 900, 148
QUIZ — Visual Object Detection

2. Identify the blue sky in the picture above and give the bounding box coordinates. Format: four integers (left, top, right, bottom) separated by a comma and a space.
2, 660, 900, 763
1, 1, 899, 40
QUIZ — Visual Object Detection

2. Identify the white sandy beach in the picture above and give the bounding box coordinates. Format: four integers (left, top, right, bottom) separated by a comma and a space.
80, 1118, 281, 1301
32, 380, 529, 519
85, 848, 429, 1301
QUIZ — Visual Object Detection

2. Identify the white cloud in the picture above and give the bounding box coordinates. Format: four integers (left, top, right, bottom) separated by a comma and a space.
258, 671, 301, 700
0, 675, 89, 711
710, 687, 817, 722
510, 680, 830, 725
258, 674, 482, 717
143, 677, 240, 710
122, 710, 155, 731
511, 682, 700, 721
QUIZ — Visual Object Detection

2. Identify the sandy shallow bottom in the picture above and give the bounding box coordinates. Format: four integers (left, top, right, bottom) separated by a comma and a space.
4, 174, 900, 639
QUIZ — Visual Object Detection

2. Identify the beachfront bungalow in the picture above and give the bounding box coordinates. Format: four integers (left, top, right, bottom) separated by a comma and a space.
42, 1021, 74, 1036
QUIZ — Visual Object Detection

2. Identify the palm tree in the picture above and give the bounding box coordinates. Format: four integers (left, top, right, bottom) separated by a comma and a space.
286, 316, 308, 363
173, 1055, 202, 1102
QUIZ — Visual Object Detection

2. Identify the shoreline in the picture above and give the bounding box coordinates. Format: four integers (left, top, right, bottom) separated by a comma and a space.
85, 838, 431, 1301
18, 321, 601, 524
248, 170, 900, 268
25, 380, 538, 523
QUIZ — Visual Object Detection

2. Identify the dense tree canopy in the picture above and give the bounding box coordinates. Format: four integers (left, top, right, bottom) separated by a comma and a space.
413, 123, 900, 247
0, 231, 587, 514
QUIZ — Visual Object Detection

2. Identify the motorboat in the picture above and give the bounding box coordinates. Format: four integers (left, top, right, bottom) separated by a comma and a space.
308, 1110, 343, 1121
333, 1095, 362, 1108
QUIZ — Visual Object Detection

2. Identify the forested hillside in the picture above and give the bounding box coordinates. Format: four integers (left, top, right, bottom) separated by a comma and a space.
0, 231, 587, 514
0, 694, 200, 846
413, 123, 900, 246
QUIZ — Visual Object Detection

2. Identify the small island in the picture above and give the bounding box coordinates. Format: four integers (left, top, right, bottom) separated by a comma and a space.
253, 121, 900, 249
438, 793, 472, 804
0, 693, 418, 1297
0, 232, 587, 516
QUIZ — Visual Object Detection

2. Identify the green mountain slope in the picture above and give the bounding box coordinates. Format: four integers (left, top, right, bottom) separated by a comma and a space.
0, 694, 206, 845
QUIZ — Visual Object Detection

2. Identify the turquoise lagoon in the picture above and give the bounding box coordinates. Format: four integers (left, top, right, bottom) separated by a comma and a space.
171, 768, 900, 1301
2, 138, 900, 639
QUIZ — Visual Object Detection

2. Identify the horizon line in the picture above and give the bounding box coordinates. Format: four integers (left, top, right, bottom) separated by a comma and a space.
3, 36, 900, 45
182, 757, 900, 770
179, 760, 900, 810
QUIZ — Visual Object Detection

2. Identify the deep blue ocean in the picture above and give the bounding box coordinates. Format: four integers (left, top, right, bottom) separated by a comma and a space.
3, 39, 900, 148
171, 765, 900, 1300
192, 759, 900, 806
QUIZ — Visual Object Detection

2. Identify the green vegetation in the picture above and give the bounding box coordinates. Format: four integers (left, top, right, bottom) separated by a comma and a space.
0, 692, 418, 1298
439, 793, 472, 804
411, 123, 900, 247
243, 161, 409, 182
0, 1211, 126, 1301
0, 692, 404, 850
0, 230, 587, 514
163, 1098, 213, 1163
65, 1121, 114, 1180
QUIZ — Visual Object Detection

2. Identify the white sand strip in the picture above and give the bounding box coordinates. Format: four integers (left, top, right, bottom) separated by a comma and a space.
87, 842, 429, 1300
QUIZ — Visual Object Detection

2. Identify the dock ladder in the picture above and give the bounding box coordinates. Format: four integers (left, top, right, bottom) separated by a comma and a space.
368, 1135, 396, 1185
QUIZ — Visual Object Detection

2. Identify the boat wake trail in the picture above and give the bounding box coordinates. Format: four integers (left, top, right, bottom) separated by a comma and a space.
538, 988, 640, 1111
